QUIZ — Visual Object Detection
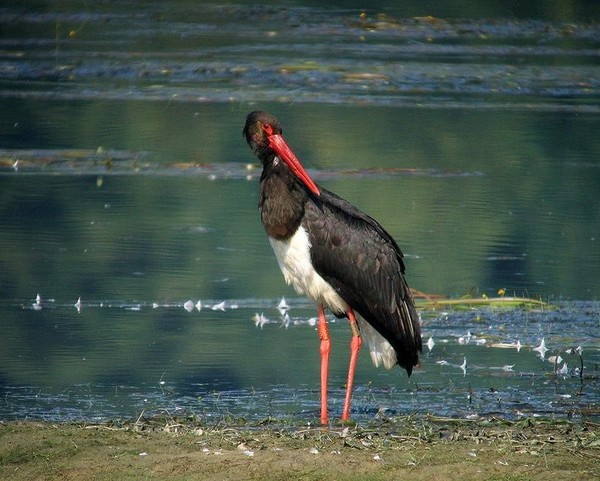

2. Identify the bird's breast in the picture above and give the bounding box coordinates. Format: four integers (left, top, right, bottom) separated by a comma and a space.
259, 169, 307, 241
268, 225, 347, 315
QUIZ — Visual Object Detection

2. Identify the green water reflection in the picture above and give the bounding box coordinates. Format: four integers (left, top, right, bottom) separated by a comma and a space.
1, 1, 599, 421
2, 101, 599, 299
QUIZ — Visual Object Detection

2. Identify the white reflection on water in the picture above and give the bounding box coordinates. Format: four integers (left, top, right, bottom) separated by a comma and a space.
1, 297, 598, 422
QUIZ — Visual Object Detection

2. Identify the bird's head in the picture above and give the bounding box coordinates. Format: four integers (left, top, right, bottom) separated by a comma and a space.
244, 111, 320, 196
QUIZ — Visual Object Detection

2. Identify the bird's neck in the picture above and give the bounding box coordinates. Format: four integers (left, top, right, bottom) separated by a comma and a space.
259, 163, 307, 240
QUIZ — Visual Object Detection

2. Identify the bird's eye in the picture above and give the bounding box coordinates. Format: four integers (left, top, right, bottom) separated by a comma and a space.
262, 123, 274, 135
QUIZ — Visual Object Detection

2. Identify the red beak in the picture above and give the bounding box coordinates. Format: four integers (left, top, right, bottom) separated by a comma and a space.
268, 134, 320, 196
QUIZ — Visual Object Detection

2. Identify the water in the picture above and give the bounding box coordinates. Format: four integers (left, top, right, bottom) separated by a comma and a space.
0, 2, 599, 424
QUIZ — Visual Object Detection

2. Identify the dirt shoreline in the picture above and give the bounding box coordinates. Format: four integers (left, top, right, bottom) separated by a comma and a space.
1, 416, 598, 480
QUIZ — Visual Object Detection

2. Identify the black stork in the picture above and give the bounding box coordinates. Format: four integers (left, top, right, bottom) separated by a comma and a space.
243, 111, 422, 425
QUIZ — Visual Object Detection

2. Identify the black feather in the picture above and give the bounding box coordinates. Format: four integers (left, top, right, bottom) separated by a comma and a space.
305, 188, 422, 374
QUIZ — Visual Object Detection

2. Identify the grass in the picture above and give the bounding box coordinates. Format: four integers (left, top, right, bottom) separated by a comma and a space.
1, 416, 598, 480
415, 294, 550, 310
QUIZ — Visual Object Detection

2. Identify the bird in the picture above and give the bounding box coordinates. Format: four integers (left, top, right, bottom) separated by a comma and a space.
243, 111, 422, 425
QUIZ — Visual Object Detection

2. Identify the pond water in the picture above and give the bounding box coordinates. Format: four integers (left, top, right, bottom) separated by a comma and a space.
0, 2, 599, 424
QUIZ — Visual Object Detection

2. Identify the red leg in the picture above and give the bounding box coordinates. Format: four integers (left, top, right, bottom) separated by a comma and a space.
317, 304, 330, 425
342, 308, 362, 421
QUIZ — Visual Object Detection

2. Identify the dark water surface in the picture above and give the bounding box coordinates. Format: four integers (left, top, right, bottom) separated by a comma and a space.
0, 2, 599, 423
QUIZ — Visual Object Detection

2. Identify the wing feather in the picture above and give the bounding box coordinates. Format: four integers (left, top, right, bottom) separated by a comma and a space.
304, 189, 422, 373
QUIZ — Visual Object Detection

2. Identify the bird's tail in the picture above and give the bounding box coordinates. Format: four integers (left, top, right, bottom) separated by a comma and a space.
356, 294, 422, 375
395, 295, 422, 375
355, 317, 398, 370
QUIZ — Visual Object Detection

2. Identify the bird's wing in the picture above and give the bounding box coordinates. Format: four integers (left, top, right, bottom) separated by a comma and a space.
304, 189, 421, 373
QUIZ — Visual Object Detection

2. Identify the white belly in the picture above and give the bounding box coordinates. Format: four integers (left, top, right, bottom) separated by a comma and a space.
269, 226, 348, 314
269, 226, 397, 370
